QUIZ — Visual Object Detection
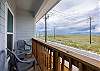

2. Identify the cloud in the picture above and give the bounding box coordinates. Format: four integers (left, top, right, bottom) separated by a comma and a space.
93, 25, 100, 33
36, 0, 100, 35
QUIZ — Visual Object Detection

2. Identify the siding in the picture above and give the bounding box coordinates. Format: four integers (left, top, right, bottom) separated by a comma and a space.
0, 0, 16, 49
0, 0, 16, 71
7, 0, 16, 14
16, 10, 35, 41
0, 0, 6, 50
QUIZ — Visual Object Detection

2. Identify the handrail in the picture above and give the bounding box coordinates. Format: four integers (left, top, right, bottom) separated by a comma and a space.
32, 38, 100, 71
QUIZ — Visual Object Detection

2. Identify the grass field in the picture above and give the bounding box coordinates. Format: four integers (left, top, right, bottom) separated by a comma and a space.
39, 35, 100, 54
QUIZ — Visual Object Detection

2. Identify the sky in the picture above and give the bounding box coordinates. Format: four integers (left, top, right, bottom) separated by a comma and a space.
36, 0, 100, 35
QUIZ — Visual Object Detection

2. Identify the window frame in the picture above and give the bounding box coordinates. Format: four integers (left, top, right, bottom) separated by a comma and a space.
5, 2, 15, 51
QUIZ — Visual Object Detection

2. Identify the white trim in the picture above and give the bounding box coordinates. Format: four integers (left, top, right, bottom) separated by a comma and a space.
5, 2, 15, 50
7, 32, 13, 34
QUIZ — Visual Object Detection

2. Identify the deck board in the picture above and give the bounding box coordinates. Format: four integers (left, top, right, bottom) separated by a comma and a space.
28, 64, 41, 71
25, 55, 41, 71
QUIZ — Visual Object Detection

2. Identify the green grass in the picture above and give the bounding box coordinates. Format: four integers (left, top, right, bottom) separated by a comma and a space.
39, 35, 100, 54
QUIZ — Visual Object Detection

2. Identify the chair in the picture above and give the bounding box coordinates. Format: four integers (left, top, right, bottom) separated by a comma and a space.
7, 48, 36, 71
16, 40, 32, 59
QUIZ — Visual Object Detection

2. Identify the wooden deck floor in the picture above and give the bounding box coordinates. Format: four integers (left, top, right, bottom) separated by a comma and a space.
28, 64, 41, 71
25, 55, 41, 71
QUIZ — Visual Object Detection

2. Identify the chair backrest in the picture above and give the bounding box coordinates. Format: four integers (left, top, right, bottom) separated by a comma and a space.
17, 40, 26, 50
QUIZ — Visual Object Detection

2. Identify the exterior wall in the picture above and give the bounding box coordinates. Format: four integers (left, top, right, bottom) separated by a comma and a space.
0, 0, 6, 51
0, 0, 16, 71
16, 9, 35, 41
0, 1, 6, 71
0, 0, 16, 49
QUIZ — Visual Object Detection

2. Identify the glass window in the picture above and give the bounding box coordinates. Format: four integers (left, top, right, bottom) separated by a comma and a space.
7, 9, 13, 33
7, 34, 13, 51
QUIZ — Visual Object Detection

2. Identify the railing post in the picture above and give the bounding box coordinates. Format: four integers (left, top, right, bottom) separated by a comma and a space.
45, 14, 47, 42
79, 63, 83, 71
47, 49, 49, 70
53, 51, 60, 71
32, 39, 34, 55
61, 57, 64, 71
36, 42, 37, 60
50, 50, 52, 70
69, 58, 72, 71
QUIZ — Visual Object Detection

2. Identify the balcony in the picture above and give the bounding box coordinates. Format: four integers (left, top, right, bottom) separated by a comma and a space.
32, 38, 100, 71
0, 0, 100, 71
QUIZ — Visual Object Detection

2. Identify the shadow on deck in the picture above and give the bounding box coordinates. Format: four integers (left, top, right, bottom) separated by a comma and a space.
28, 64, 41, 71
24, 55, 41, 71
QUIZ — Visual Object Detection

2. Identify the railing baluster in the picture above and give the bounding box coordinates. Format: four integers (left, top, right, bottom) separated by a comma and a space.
36, 42, 37, 60
50, 50, 52, 70
79, 63, 83, 71
46, 48, 48, 70
41, 46, 44, 71
47, 49, 49, 70
61, 57, 64, 71
69, 58, 72, 71
32, 40, 34, 55
53, 51, 60, 71
44, 47, 46, 68
43, 46, 46, 71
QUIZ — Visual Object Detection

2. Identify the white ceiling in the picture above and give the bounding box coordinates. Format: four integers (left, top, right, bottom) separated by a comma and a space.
16, 0, 44, 14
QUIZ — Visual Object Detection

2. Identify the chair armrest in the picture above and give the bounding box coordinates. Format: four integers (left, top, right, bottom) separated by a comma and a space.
15, 52, 35, 64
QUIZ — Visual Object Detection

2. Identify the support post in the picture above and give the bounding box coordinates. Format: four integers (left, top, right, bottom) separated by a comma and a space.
54, 26, 56, 39
45, 14, 47, 42
61, 57, 64, 71
89, 17, 92, 44
79, 63, 83, 71
53, 51, 60, 71
69, 58, 72, 71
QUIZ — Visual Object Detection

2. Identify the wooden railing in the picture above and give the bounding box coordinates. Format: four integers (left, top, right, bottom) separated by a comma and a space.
32, 38, 100, 71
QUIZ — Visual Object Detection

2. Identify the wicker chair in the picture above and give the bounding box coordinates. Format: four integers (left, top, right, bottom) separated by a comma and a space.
7, 48, 36, 71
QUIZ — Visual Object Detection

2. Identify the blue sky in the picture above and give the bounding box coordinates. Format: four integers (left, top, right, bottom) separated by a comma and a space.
36, 0, 100, 35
